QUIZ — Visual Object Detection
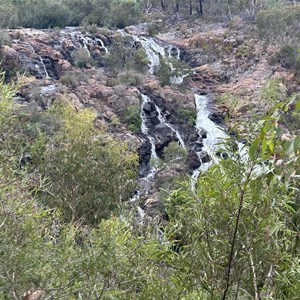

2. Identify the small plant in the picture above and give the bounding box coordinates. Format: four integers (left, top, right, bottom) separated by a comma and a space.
274, 45, 300, 74
177, 108, 196, 126
118, 70, 143, 86
0, 31, 12, 46
60, 71, 88, 88
110, 115, 121, 129
154, 57, 172, 86
163, 142, 187, 163
123, 105, 141, 133
81, 23, 98, 35
260, 79, 287, 109
72, 48, 91, 68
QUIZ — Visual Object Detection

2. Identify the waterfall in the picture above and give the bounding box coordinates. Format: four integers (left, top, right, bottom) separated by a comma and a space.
155, 104, 186, 149
27, 42, 50, 79
60, 28, 109, 56
133, 35, 166, 74
132, 35, 185, 85
192, 94, 248, 181
140, 93, 160, 180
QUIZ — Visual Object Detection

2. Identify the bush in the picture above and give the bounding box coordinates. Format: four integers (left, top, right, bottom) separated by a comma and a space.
0, 4, 19, 28
274, 45, 300, 74
72, 48, 91, 68
60, 71, 88, 88
177, 108, 196, 126
154, 57, 172, 86
118, 70, 143, 86
163, 141, 187, 163
123, 104, 141, 133
257, 5, 300, 44
40, 102, 138, 224
110, 0, 142, 28
129, 47, 149, 73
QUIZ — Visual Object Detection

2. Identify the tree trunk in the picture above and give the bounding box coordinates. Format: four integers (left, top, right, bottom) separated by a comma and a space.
197, 0, 203, 15
189, 0, 193, 15
176, 0, 180, 13
161, 0, 166, 10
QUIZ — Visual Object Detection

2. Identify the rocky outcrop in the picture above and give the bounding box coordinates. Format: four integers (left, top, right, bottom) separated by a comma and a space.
1, 45, 19, 71
1, 18, 289, 221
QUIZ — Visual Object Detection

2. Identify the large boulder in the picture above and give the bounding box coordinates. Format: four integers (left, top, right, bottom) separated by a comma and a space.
1, 45, 19, 71
186, 151, 201, 170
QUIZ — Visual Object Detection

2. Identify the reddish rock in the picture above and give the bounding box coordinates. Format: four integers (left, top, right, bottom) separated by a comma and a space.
1, 45, 19, 70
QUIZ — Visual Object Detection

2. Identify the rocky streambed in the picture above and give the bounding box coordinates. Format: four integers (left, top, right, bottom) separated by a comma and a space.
1, 20, 289, 219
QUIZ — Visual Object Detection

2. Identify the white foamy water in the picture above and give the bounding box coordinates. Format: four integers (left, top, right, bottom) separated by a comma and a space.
192, 94, 227, 181
155, 104, 186, 149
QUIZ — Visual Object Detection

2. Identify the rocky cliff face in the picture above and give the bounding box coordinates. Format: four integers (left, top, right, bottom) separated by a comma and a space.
1, 19, 292, 219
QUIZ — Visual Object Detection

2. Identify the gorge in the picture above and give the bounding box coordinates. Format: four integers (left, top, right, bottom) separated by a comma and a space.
1, 10, 299, 298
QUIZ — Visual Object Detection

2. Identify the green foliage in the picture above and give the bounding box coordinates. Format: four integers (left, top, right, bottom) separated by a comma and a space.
72, 48, 91, 68
118, 70, 143, 86
257, 5, 300, 44
123, 104, 141, 133
274, 45, 300, 76
260, 78, 287, 109
0, 3, 19, 28
1, 67, 300, 299
0, 0, 143, 29
177, 108, 196, 126
154, 57, 172, 86
165, 95, 300, 298
60, 71, 88, 88
163, 141, 187, 163
128, 47, 149, 72
106, 36, 149, 74
110, 0, 142, 28
39, 102, 138, 224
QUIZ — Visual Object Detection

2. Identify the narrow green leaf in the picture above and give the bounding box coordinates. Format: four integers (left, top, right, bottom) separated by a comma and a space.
249, 138, 261, 161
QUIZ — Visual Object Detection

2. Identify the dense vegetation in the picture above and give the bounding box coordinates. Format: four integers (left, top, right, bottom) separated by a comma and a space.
1, 1, 300, 299
0, 0, 299, 29
1, 70, 300, 298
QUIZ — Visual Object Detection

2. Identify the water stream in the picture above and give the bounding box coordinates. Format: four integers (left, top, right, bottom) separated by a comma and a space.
155, 104, 186, 149
60, 27, 109, 56
140, 93, 160, 180
192, 94, 226, 180
192, 94, 248, 181
27, 42, 50, 79
132, 35, 186, 84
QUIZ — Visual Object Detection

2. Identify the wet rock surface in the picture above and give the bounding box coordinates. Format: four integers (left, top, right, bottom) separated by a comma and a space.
1, 19, 288, 221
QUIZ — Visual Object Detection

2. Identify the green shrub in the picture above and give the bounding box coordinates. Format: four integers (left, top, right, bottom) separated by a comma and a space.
163, 141, 187, 163
154, 57, 172, 86
257, 5, 300, 44
274, 45, 300, 73
81, 22, 99, 34
0, 4, 18, 28
72, 48, 91, 68
177, 108, 196, 126
40, 102, 138, 224
123, 105, 141, 133
0, 31, 12, 46
110, 0, 142, 28
130, 47, 149, 73
118, 70, 143, 86
260, 79, 287, 109
60, 71, 88, 88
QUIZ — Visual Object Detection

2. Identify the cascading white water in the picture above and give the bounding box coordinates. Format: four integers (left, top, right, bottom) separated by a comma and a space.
155, 104, 186, 149
133, 35, 166, 74
192, 94, 248, 181
140, 94, 160, 180
132, 35, 186, 85
192, 94, 227, 180
27, 42, 50, 79
60, 28, 109, 56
